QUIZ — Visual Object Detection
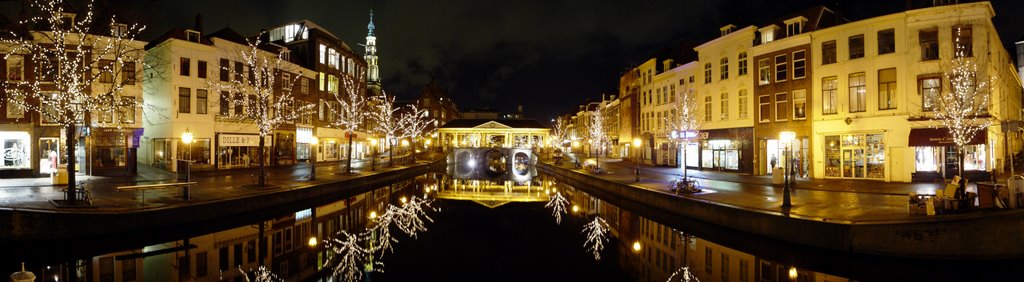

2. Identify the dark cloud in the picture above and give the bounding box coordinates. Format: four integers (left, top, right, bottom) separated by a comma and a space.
3, 0, 1024, 120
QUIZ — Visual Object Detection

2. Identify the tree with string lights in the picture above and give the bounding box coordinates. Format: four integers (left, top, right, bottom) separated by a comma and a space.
367, 91, 401, 167
664, 85, 702, 181
933, 25, 993, 198
588, 106, 608, 172
208, 33, 313, 188
1, 0, 146, 204
325, 65, 367, 174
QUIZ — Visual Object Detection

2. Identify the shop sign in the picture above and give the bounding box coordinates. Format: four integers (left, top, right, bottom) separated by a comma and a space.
220, 134, 272, 147
908, 128, 985, 146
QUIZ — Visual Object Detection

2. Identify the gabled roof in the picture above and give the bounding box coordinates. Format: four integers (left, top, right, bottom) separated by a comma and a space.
439, 119, 547, 129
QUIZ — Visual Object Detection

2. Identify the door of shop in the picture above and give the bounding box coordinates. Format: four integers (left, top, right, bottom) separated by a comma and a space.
842, 148, 865, 178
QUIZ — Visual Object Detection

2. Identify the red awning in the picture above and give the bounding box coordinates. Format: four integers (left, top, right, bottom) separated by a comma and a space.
908, 128, 986, 146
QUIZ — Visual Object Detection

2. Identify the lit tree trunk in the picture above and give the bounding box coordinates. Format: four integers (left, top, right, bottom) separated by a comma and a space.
682, 142, 688, 180
346, 132, 353, 174
388, 140, 394, 167
258, 136, 266, 187
958, 146, 966, 198
65, 125, 77, 203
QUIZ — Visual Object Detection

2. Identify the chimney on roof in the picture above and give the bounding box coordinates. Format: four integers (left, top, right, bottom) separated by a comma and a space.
194, 13, 203, 33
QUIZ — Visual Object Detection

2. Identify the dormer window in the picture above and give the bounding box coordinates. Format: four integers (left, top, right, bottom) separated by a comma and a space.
759, 25, 779, 43
110, 23, 127, 37
720, 24, 736, 36
59, 13, 76, 29
784, 16, 808, 37
186, 30, 201, 43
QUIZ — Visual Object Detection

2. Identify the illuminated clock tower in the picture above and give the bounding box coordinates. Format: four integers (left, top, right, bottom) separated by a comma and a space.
365, 10, 381, 95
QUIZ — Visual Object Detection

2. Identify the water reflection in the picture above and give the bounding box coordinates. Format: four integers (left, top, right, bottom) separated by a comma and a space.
545, 179, 849, 282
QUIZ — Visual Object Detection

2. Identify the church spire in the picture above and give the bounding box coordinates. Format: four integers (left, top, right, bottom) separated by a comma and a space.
365, 9, 381, 94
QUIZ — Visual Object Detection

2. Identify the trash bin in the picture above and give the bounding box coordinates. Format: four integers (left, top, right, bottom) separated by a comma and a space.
772, 167, 785, 185
976, 182, 999, 209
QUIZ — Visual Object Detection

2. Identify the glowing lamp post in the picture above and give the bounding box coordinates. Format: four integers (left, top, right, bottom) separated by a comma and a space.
633, 138, 642, 182
181, 128, 194, 200
308, 136, 319, 181
572, 140, 581, 167
779, 131, 796, 208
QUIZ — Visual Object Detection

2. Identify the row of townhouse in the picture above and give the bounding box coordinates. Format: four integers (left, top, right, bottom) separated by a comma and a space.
591, 1, 1023, 183
0, 10, 382, 178
142, 16, 375, 173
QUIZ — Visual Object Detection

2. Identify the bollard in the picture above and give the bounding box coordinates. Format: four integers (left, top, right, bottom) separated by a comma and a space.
10, 263, 36, 282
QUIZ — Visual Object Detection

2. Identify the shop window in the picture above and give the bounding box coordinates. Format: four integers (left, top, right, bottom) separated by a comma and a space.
920, 29, 938, 61
0, 132, 30, 169
824, 134, 884, 179
878, 68, 897, 110
963, 144, 986, 171
793, 90, 806, 120
878, 29, 895, 55
919, 75, 941, 111
915, 147, 941, 172
822, 40, 836, 65
848, 73, 866, 112
953, 25, 972, 58
178, 138, 211, 165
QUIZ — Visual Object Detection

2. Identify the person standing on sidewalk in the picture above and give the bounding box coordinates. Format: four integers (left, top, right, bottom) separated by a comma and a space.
770, 154, 778, 174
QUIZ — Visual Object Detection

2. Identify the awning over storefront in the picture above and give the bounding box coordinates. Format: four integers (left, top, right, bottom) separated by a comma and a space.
908, 128, 986, 146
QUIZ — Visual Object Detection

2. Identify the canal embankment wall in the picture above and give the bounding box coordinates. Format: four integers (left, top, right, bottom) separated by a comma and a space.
0, 160, 447, 243
537, 162, 1024, 259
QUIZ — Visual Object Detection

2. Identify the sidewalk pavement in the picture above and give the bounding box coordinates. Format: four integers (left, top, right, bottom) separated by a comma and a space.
0, 152, 441, 212
557, 154, 984, 223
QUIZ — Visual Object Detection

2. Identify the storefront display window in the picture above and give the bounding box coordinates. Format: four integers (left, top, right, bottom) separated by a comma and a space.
824, 133, 884, 179
701, 139, 739, 170
0, 132, 30, 169
963, 144, 986, 171
39, 138, 59, 174
915, 147, 941, 172
178, 139, 211, 165
325, 139, 339, 159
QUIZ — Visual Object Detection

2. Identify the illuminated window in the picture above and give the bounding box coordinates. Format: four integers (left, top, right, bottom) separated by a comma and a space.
793, 90, 806, 120
920, 75, 941, 111
822, 76, 838, 114
878, 68, 897, 110
720, 92, 729, 120
738, 52, 747, 75
758, 58, 770, 85
720, 57, 728, 80
6, 54, 23, 81
738, 89, 748, 119
849, 73, 866, 112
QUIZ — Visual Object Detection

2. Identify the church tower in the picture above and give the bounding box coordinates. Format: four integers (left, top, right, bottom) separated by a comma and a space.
365, 10, 381, 95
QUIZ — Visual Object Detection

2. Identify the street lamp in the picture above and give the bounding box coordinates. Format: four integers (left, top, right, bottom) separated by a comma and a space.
181, 128, 194, 161
633, 138, 642, 182
779, 131, 796, 208
308, 136, 319, 181
181, 128, 194, 200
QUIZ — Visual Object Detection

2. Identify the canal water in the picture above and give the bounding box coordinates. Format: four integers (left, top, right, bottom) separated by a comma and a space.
2, 166, 1021, 281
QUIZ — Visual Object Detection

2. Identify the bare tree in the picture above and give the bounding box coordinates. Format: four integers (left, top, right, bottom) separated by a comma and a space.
1, 0, 145, 203
325, 66, 367, 174
397, 103, 434, 162
208, 34, 313, 188
934, 26, 992, 196
665, 85, 702, 180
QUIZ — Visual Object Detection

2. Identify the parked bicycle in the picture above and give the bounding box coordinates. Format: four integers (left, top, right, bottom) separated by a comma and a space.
668, 175, 701, 194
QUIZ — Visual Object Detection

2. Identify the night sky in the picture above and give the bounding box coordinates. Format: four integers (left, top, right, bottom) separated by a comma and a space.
3, 0, 1024, 121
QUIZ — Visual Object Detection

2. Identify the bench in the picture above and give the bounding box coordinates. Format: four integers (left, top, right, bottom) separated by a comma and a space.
117, 182, 197, 205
